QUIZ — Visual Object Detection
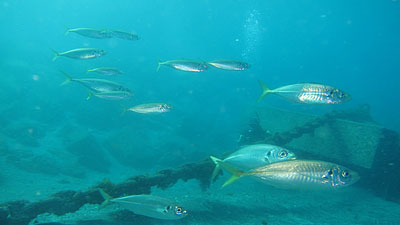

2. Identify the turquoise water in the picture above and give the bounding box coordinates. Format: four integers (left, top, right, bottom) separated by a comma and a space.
1, 1, 400, 225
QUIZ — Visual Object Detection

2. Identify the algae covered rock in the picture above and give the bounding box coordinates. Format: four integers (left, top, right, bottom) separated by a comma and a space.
254, 106, 383, 169
5, 147, 86, 178
65, 134, 110, 173
104, 127, 196, 169
3, 120, 46, 147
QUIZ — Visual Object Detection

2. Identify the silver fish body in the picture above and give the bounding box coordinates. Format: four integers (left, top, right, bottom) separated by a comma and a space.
53, 48, 107, 61
66, 28, 113, 39
87, 67, 123, 75
88, 90, 133, 100
110, 195, 187, 220
127, 103, 172, 114
248, 160, 360, 189
210, 144, 296, 182
61, 72, 132, 93
157, 60, 208, 72
110, 30, 140, 40
207, 60, 250, 71
223, 144, 296, 170
257, 80, 351, 104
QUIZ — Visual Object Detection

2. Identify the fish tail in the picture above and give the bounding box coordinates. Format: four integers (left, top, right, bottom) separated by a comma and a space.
156, 60, 163, 72
51, 48, 60, 61
64, 26, 70, 35
60, 71, 73, 86
98, 188, 112, 208
257, 80, 272, 102
87, 91, 94, 100
210, 156, 245, 188
120, 104, 128, 115
210, 156, 222, 182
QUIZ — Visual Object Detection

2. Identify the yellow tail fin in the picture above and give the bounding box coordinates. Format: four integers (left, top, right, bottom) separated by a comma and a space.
256, 80, 272, 102
156, 60, 163, 72
210, 156, 222, 182
98, 188, 112, 208
210, 156, 245, 188
51, 48, 60, 61
120, 104, 129, 116
64, 25, 71, 35
86, 91, 94, 100
60, 71, 73, 86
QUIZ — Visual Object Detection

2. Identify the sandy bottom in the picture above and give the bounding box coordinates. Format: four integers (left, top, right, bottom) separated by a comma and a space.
3, 164, 398, 225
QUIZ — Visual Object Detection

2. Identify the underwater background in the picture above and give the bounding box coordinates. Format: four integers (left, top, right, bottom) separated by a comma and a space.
0, 1, 400, 225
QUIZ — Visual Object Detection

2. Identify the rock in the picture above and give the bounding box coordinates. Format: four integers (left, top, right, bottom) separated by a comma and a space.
104, 127, 196, 169
255, 106, 383, 169
65, 134, 110, 173
103, 128, 159, 169
5, 148, 86, 178
288, 120, 382, 169
3, 120, 46, 147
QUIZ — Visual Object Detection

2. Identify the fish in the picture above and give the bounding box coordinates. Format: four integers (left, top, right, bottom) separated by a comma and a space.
87, 90, 133, 100
257, 80, 351, 104
60, 71, 132, 93
210, 144, 296, 181
110, 30, 140, 40
216, 159, 360, 189
52, 48, 107, 61
87, 67, 124, 75
98, 189, 188, 220
207, 60, 250, 71
65, 27, 113, 39
157, 60, 208, 72
124, 103, 172, 114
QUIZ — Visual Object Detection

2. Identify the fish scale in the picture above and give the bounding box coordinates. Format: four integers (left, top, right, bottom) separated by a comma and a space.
218, 159, 359, 189
257, 80, 351, 104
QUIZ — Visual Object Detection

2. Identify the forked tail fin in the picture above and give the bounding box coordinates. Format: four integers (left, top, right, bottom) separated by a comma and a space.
60, 71, 73, 86
120, 104, 129, 116
210, 156, 222, 182
51, 48, 60, 61
86, 91, 94, 100
256, 80, 272, 102
210, 156, 245, 188
64, 26, 71, 35
156, 60, 163, 72
98, 188, 112, 208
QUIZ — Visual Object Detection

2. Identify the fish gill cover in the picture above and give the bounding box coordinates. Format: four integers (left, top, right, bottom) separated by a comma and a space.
0, 1, 400, 225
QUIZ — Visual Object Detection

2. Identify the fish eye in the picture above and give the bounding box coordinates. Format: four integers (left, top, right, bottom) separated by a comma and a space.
342, 170, 350, 178
175, 206, 184, 215
280, 150, 288, 158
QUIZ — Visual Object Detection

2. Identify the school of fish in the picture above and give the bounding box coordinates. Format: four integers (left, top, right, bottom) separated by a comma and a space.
52, 26, 357, 221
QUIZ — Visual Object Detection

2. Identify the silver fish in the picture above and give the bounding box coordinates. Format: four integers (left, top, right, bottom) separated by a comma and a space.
125, 103, 172, 114
65, 27, 113, 39
218, 159, 360, 189
60, 72, 132, 93
257, 80, 351, 104
87, 67, 123, 75
157, 60, 208, 72
52, 48, 107, 61
110, 30, 140, 40
207, 60, 250, 71
87, 90, 133, 100
99, 189, 188, 220
210, 144, 296, 181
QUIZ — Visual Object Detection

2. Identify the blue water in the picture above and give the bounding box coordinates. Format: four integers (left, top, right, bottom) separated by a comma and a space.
1, 1, 400, 225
